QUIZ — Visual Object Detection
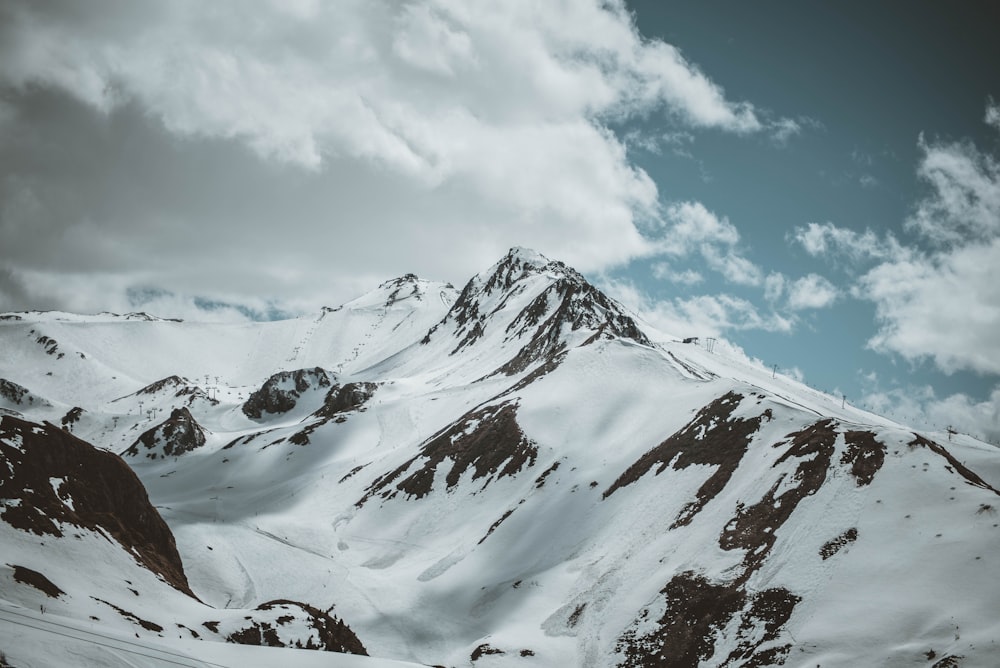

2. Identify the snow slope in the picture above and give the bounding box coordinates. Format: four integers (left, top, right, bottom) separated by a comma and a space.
2, 248, 998, 667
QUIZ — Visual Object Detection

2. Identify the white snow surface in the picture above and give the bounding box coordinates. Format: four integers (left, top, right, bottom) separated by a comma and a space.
2, 249, 999, 667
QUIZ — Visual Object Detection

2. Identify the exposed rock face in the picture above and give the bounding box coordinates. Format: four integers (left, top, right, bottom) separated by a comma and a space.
382, 274, 422, 306
720, 419, 839, 576
0, 379, 38, 406
313, 382, 378, 420
423, 247, 651, 376
0, 416, 194, 597
615, 571, 799, 668
604, 392, 771, 528
242, 367, 332, 419
10, 564, 64, 598
217, 599, 367, 655
124, 407, 207, 459
60, 406, 84, 431
360, 401, 537, 504
137, 375, 188, 395
841, 430, 887, 486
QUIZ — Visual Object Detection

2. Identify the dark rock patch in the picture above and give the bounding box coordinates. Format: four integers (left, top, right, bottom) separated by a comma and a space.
136, 376, 187, 395
9, 564, 64, 598
360, 402, 537, 504
92, 597, 163, 632
471, 643, 505, 661
497, 278, 651, 376
615, 571, 798, 668
909, 435, 1000, 495
124, 407, 206, 459
423, 248, 649, 378
224, 600, 367, 655
841, 430, 886, 486
0, 379, 41, 407
0, 416, 194, 597
242, 368, 332, 419
35, 335, 60, 357
478, 507, 517, 544
287, 382, 378, 445
313, 382, 378, 420
533, 461, 560, 488
338, 464, 368, 484
819, 528, 858, 560
604, 393, 771, 530
382, 274, 422, 306
127, 376, 218, 407
720, 419, 838, 576
60, 407, 84, 431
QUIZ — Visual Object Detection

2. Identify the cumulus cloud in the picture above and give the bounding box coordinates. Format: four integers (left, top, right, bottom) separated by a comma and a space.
861, 239, 1000, 374
600, 277, 792, 340
786, 273, 839, 311
655, 201, 763, 286
861, 383, 1000, 445
791, 221, 895, 262
651, 262, 703, 285
795, 104, 1000, 378
987, 97, 1000, 131
0, 0, 778, 316
863, 110, 1000, 376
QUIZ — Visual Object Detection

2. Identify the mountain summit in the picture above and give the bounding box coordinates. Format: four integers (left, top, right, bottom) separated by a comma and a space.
1, 248, 998, 667
423, 247, 650, 377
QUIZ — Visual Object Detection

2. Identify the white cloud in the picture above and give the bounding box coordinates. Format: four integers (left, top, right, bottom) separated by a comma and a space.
392, 4, 476, 77
763, 272, 786, 302
854, 108, 1000, 376
786, 273, 839, 310
861, 238, 1000, 375
907, 133, 1000, 247
660, 201, 740, 252
0, 0, 783, 315
985, 97, 1000, 132
600, 277, 792, 340
770, 117, 801, 144
861, 384, 1000, 445
655, 201, 763, 286
700, 245, 764, 286
791, 221, 894, 262
651, 262, 703, 285
795, 107, 1000, 378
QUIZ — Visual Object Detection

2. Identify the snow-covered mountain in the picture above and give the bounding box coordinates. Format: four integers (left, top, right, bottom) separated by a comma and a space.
2, 247, 998, 667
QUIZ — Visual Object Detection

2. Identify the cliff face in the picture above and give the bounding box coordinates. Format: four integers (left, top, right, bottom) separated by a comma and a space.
0, 415, 193, 597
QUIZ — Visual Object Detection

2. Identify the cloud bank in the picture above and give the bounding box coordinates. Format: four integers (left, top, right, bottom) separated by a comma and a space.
0, 0, 780, 317
795, 104, 1000, 378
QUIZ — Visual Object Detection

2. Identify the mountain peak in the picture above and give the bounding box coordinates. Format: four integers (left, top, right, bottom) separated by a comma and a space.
423, 248, 650, 376
482, 247, 582, 294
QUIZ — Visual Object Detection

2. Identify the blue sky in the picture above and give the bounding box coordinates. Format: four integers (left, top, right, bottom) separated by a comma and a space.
0, 1, 997, 441
605, 1, 1000, 440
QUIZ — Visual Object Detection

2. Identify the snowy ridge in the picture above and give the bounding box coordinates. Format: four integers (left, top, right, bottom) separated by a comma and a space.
1, 248, 999, 667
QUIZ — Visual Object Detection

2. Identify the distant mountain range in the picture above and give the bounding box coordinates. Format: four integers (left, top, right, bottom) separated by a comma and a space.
2, 248, 998, 667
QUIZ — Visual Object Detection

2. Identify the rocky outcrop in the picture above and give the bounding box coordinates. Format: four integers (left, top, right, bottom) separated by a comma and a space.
360, 401, 537, 504
313, 382, 378, 420
242, 368, 332, 419
215, 599, 367, 655
124, 407, 207, 459
0, 416, 194, 597
423, 247, 651, 377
